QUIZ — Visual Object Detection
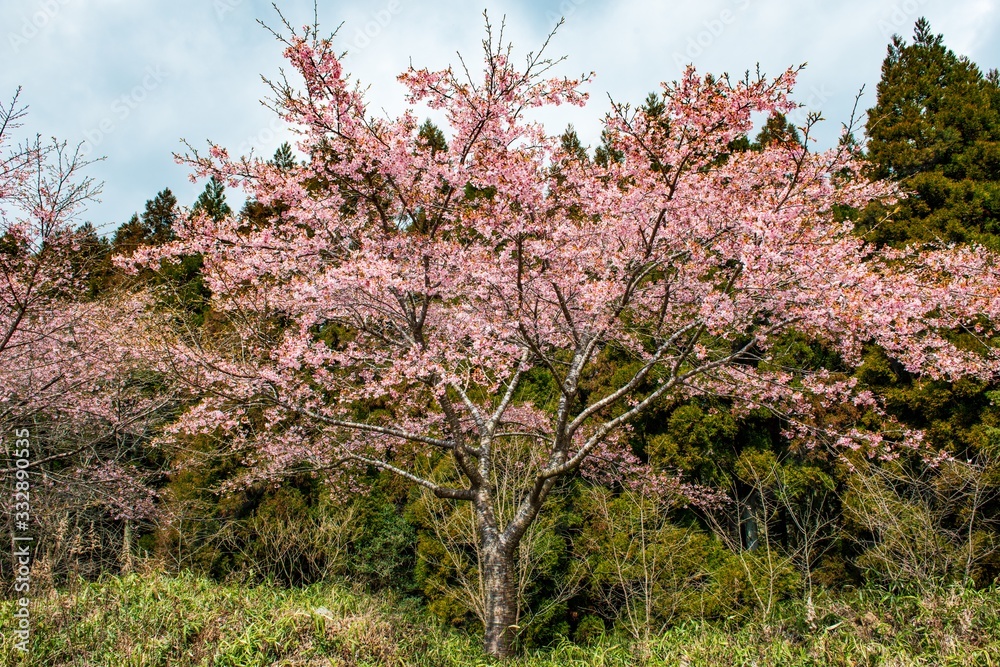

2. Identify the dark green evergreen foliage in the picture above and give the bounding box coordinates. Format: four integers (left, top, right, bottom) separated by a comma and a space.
239, 195, 287, 232
272, 141, 297, 171
559, 124, 589, 164
403, 121, 455, 232
862, 18, 1000, 248
594, 127, 623, 168
68, 222, 114, 297
645, 402, 742, 487
826, 344, 1000, 589
152, 434, 242, 578
753, 113, 802, 149
553, 126, 590, 217
417, 120, 447, 156
59, 189, 183, 298
112, 188, 179, 255
156, 453, 421, 589
727, 134, 752, 154
111, 214, 146, 256
348, 489, 418, 590
191, 176, 233, 223
126, 188, 211, 323
239, 145, 307, 230
847, 19, 1000, 587
158, 254, 211, 326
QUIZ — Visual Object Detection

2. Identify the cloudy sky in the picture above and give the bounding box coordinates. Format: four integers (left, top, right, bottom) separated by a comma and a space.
3, 0, 998, 234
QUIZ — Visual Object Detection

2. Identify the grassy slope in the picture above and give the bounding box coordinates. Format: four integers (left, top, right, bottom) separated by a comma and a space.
1, 573, 998, 666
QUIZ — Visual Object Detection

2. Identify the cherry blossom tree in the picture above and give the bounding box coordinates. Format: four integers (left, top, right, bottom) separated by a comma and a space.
135, 20, 1000, 657
0, 90, 169, 582
0, 88, 112, 426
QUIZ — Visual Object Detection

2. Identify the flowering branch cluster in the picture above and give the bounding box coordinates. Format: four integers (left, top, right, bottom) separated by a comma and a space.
131, 24, 999, 534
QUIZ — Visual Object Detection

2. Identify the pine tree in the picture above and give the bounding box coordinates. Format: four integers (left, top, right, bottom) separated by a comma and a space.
240, 145, 302, 230
855, 22, 1000, 590
559, 124, 589, 163
417, 120, 447, 156
143, 188, 180, 243
62, 222, 113, 297
862, 18, 1000, 248
594, 127, 623, 167
111, 214, 147, 256
110, 187, 209, 319
753, 113, 802, 149
192, 176, 232, 222
272, 142, 296, 171
112, 188, 179, 255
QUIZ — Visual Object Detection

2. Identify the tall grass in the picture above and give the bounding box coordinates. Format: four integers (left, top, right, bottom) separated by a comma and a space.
1, 571, 998, 665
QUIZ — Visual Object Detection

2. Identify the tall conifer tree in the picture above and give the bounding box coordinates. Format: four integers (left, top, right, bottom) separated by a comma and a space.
192, 176, 232, 223
863, 18, 1000, 248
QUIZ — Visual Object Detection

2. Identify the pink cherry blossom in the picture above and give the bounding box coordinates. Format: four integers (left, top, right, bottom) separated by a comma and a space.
127, 25, 1000, 657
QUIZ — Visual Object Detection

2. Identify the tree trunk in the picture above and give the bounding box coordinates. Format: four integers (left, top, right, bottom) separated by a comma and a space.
482, 542, 518, 658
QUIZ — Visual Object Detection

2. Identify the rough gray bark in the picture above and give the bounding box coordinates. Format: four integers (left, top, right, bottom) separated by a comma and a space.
481, 540, 518, 658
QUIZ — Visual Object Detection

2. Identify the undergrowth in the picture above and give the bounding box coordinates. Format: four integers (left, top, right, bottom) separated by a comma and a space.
1, 571, 998, 666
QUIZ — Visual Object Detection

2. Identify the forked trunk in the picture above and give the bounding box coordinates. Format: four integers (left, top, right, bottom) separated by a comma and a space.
482, 542, 517, 658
